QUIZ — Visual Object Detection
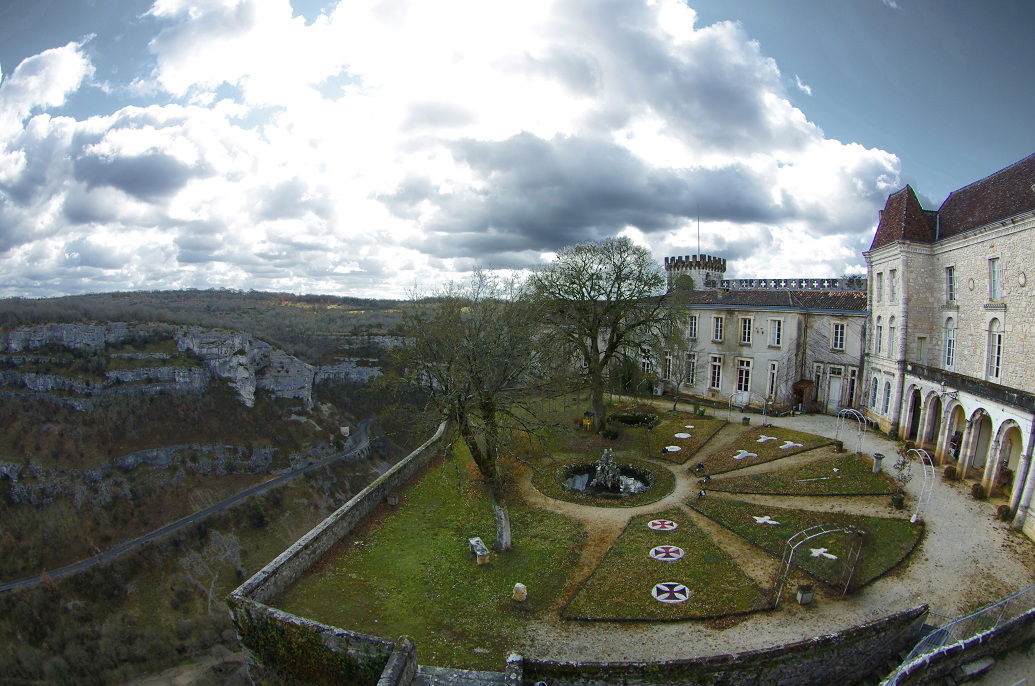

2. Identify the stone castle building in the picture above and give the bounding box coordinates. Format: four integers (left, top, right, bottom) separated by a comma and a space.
861, 152, 1035, 534
658, 254, 867, 413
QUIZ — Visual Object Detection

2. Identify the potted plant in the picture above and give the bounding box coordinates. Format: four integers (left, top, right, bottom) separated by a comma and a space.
890, 453, 912, 509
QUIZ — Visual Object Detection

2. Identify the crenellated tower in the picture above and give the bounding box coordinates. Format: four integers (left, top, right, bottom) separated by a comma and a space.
663, 254, 727, 290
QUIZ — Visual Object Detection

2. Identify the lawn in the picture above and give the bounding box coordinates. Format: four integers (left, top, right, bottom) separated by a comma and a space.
708, 453, 895, 496
276, 447, 584, 671
689, 497, 922, 589
646, 414, 727, 465
562, 509, 769, 620
696, 425, 833, 475
530, 457, 675, 507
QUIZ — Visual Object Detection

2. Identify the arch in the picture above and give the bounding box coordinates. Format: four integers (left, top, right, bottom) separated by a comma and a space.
939, 401, 967, 464
882, 381, 892, 415
985, 419, 1026, 498
904, 386, 922, 441
963, 408, 994, 477
920, 393, 942, 453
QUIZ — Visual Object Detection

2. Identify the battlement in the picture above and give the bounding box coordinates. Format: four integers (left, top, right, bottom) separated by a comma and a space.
663, 254, 727, 273
722, 277, 867, 292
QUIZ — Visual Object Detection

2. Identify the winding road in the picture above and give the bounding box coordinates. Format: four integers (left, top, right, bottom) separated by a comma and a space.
0, 419, 375, 594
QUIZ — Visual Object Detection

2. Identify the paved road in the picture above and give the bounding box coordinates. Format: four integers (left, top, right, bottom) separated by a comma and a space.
0, 419, 375, 594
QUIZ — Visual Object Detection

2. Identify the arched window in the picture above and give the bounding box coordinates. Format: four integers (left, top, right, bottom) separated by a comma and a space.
888, 316, 897, 356
870, 376, 879, 409
882, 381, 891, 415
987, 318, 1003, 380
875, 316, 883, 354
944, 317, 956, 368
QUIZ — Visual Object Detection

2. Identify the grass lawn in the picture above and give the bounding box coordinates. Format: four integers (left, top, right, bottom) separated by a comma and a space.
689, 497, 922, 589
647, 414, 727, 465
562, 508, 769, 620
530, 457, 675, 507
708, 453, 895, 496
697, 426, 833, 475
275, 448, 584, 671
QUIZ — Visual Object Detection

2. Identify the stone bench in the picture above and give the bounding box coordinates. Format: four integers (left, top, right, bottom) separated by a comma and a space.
469, 537, 491, 565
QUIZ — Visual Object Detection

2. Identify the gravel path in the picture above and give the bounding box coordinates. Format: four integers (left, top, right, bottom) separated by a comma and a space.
513, 408, 1035, 664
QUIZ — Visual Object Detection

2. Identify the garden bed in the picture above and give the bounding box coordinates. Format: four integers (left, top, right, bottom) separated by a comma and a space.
695, 426, 833, 475
647, 414, 727, 465
708, 453, 894, 496
562, 509, 769, 620
688, 497, 922, 589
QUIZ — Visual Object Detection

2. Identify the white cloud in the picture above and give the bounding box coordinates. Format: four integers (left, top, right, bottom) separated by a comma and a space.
0, 0, 902, 297
881, 0, 901, 9
794, 74, 813, 96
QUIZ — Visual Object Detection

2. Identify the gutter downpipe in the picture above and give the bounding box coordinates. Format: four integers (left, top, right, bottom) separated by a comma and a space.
1010, 412, 1035, 530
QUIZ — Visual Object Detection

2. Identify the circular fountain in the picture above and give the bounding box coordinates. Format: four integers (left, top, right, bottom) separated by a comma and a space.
562, 449, 654, 499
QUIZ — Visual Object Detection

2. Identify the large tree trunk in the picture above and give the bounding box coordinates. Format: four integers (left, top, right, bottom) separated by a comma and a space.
591, 374, 607, 432
459, 416, 512, 553
490, 488, 512, 552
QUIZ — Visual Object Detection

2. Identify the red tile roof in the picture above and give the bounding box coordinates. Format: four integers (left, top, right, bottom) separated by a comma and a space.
868, 185, 934, 250
936, 152, 1035, 239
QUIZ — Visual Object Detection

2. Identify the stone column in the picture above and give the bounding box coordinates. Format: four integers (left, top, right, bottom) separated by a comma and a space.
981, 436, 1002, 495
1011, 415, 1035, 527
933, 406, 953, 465
958, 419, 976, 478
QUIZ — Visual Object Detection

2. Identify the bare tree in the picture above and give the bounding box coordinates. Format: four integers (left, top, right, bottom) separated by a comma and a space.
528, 238, 685, 431
393, 272, 556, 552
179, 530, 243, 616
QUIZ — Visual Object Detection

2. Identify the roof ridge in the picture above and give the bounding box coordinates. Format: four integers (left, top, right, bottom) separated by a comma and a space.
939, 151, 1035, 205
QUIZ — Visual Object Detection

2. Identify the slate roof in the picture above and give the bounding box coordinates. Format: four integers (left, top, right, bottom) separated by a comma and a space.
675, 289, 867, 312
937, 152, 1035, 239
869, 185, 934, 250
869, 152, 1035, 250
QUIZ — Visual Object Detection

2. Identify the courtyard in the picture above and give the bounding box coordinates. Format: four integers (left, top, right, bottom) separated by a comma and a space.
275, 399, 1035, 672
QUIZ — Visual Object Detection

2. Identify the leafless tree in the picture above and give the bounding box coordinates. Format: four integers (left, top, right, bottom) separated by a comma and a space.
528, 238, 686, 431
179, 530, 243, 616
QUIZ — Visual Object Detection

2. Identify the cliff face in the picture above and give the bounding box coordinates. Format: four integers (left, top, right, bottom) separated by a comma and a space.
0, 323, 350, 408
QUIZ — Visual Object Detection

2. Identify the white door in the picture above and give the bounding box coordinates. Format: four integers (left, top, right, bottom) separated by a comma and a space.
826, 376, 843, 414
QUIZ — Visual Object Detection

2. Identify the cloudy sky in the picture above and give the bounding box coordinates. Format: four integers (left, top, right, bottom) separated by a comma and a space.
1, 0, 1033, 298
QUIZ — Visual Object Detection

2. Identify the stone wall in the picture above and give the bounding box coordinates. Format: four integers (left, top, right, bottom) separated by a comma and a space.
517, 605, 928, 686
227, 421, 447, 684
885, 602, 1035, 685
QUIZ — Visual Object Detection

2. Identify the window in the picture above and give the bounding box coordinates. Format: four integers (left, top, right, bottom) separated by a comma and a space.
870, 376, 879, 409
889, 269, 898, 300
945, 266, 956, 302
686, 351, 697, 386
847, 368, 858, 406
875, 316, 883, 354
832, 322, 846, 351
767, 361, 779, 399
888, 316, 897, 356
663, 352, 672, 380
917, 336, 927, 365
687, 315, 698, 340
769, 319, 782, 347
813, 363, 823, 402
876, 272, 884, 302
944, 318, 956, 368
709, 355, 722, 390
736, 358, 752, 393
740, 317, 752, 345
640, 347, 651, 374
882, 381, 891, 415
712, 316, 724, 342
987, 318, 1003, 380
989, 257, 1003, 300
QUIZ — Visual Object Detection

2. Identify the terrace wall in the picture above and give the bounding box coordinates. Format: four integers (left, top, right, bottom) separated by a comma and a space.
227, 421, 448, 685
516, 605, 928, 686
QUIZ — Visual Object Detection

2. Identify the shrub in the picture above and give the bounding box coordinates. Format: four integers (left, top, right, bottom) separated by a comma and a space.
600, 427, 620, 440
971, 482, 987, 500
996, 504, 1012, 521
608, 412, 658, 428
943, 465, 957, 481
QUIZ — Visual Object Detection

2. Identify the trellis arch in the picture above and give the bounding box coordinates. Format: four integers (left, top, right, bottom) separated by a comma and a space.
773, 524, 865, 608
